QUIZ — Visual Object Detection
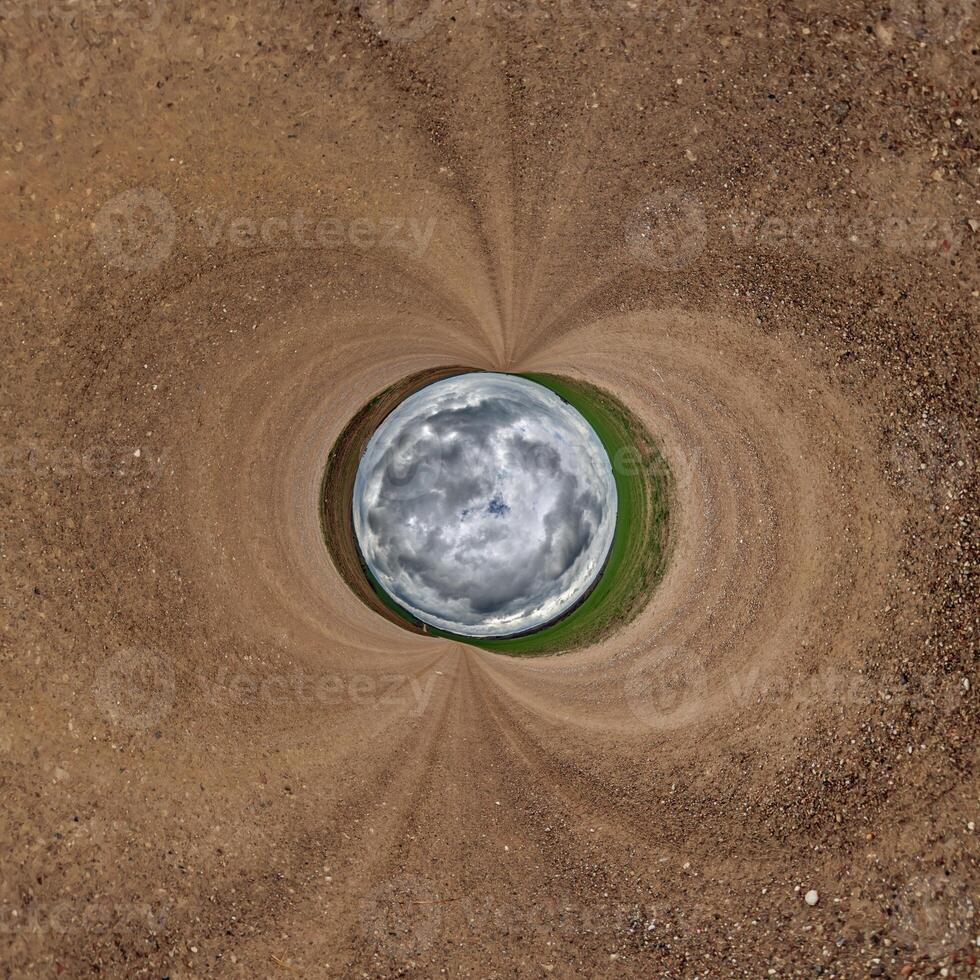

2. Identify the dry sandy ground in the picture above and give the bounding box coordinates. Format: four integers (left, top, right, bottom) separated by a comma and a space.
1, 1, 978, 977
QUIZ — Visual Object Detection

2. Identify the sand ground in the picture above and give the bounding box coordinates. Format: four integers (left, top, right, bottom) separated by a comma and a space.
1, 1, 977, 976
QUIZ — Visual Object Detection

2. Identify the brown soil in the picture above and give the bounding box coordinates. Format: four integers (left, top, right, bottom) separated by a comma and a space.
1, 2, 977, 979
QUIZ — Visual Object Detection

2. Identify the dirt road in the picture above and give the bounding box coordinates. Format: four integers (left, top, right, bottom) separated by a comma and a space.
2, 2, 977, 976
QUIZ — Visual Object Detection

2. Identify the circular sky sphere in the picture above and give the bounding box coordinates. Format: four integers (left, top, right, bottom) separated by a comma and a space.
352, 373, 618, 637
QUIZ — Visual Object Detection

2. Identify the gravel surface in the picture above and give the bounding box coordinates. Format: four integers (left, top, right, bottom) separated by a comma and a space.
1, 2, 977, 977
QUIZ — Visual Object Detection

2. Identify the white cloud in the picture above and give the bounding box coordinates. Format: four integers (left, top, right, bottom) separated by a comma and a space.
352, 373, 617, 637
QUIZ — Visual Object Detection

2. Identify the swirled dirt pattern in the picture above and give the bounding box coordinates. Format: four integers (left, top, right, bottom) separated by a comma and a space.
2, 2, 977, 977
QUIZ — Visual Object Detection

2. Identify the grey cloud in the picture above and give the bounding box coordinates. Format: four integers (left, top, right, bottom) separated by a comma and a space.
352, 373, 617, 637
